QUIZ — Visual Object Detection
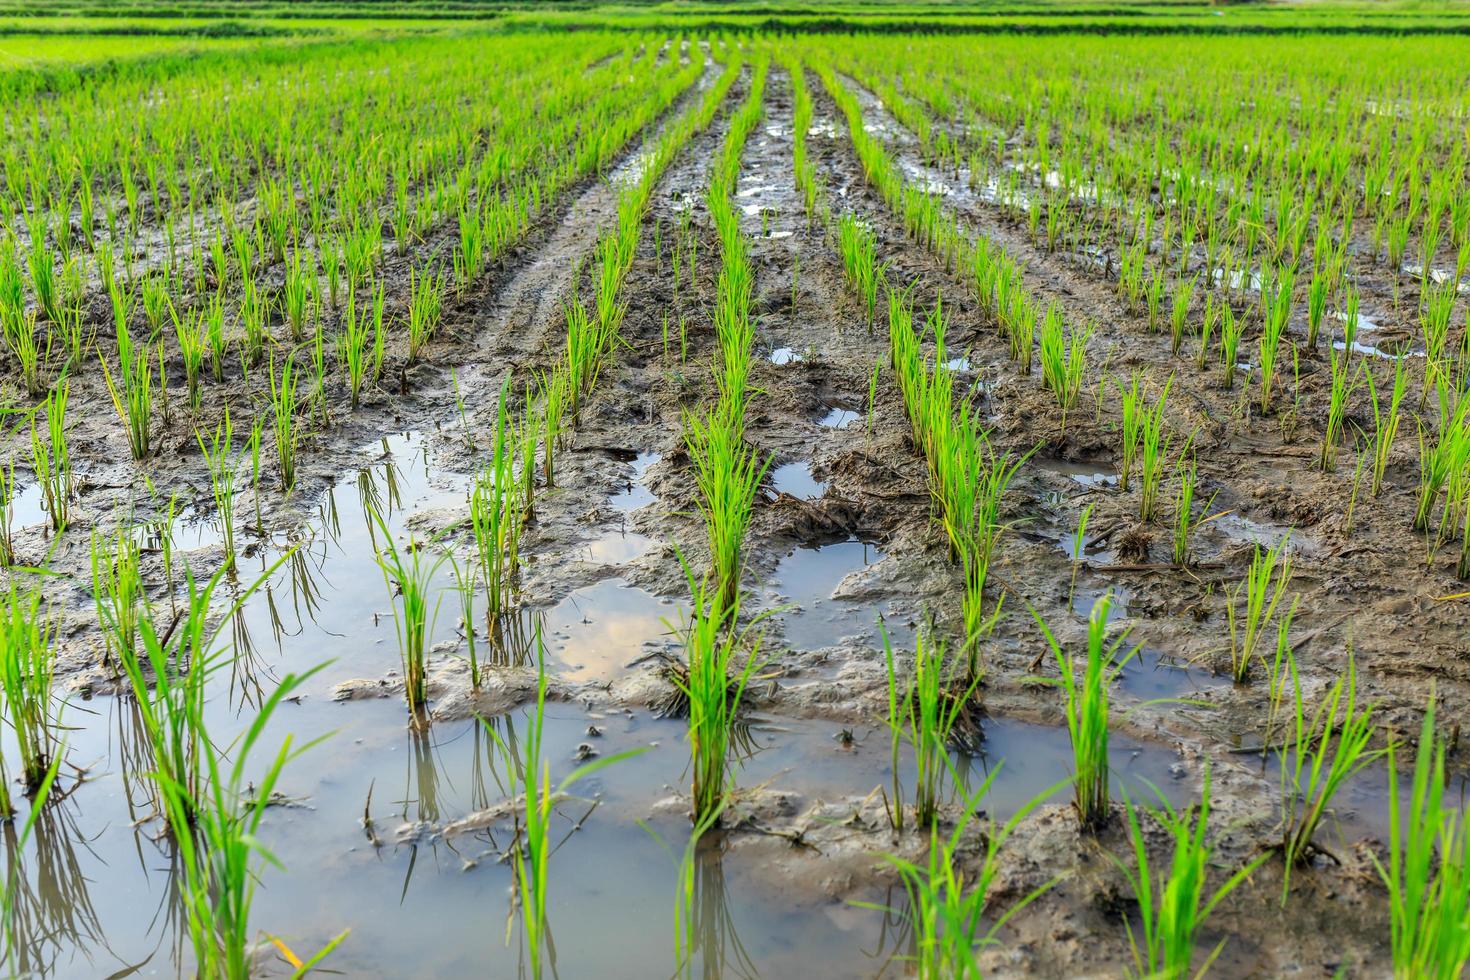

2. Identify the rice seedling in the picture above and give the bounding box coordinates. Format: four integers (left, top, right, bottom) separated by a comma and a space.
1112, 768, 1269, 980
406, 266, 444, 363
684, 408, 768, 613
1318, 347, 1360, 472
856, 763, 1060, 976
1170, 275, 1197, 355
880, 623, 980, 832
1367, 356, 1408, 497
267, 351, 301, 492
91, 526, 146, 672
1031, 592, 1137, 830
674, 562, 764, 824
197, 410, 242, 572
1275, 656, 1380, 898
1259, 268, 1293, 413
1226, 536, 1293, 683
126, 560, 342, 976
1119, 373, 1173, 520
1172, 453, 1217, 567
1371, 695, 1470, 978
1069, 501, 1095, 604
469, 379, 522, 649
369, 505, 449, 719
100, 317, 154, 460
838, 213, 881, 330
0, 578, 59, 794
1217, 302, 1242, 390
29, 381, 72, 533
2, 310, 47, 398
1039, 306, 1092, 430
486, 638, 645, 977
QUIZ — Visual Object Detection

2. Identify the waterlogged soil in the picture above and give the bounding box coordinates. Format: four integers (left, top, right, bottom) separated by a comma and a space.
0, 53, 1460, 980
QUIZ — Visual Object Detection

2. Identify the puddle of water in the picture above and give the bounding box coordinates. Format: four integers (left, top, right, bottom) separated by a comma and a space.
818, 407, 861, 430
770, 461, 826, 499
769, 346, 803, 365
1332, 338, 1424, 361
1072, 585, 1131, 624
945, 355, 972, 372
609, 451, 659, 514
5, 480, 48, 530
766, 539, 895, 650
1038, 457, 1118, 490
543, 577, 682, 680
1118, 645, 1228, 700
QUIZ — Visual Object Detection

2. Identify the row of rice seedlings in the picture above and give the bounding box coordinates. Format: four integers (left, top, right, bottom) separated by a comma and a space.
784, 57, 827, 225
673, 58, 770, 826
887, 290, 1022, 676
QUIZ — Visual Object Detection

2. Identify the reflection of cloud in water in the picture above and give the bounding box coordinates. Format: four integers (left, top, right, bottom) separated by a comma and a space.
542, 578, 684, 680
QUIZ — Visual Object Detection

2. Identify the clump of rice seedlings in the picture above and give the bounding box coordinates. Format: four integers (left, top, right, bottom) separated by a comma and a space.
675, 564, 763, 824
1217, 302, 1242, 390
685, 408, 767, 613
880, 624, 979, 832
1112, 768, 1268, 979
449, 557, 481, 689
1319, 348, 1360, 472
1119, 373, 1173, 520
469, 380, 522, 650
858, 763, 1058, 976
1226, 536, 1293, 684
1258, 269, 1293, 413
1039, 307, 1092, 430
129, 562, 341, 976
0, 579, 59, 793
1172, 453, 1217, 567
1170, 275, 1197, 355
1372, 695, 1470, 978
197, 410, 242, 572
1276, 656, 1380, 898
370, 506, 448, 720
406, 266, 444, 363
268, 351, 301, 492
1366, 357, 1407, 498
204, 294, 227, 382
171, 303, 207, 410
100, 317, 154, 460
29, 381, 72, 532
486, 639, 645, 976
92, 526, 146, 671
838, 213, 881, 330
1032, 592, 1135, 830
283, 250, 314, 341
2, 309, 47, 398
339, 284, 372, 409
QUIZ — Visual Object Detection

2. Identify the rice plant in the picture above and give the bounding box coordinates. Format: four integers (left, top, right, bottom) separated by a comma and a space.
674, 563, 764, 824
1226, 537, 1294, 683
91, 527, 146, 671
684, 409, 768, 613
469, 379, 523, 650
268, 351, 301, 492
197, 410, 242, 572
29, 381, 72, 532
857, 763, 1059, 977
1275, 656, 1380, 899
368, 513, 446, 722
1031, 592, 1136, 830
1112, 768, 1269, 979
1371, 695, 1470, 978
880, 623, 980, 832
0, 578, 59, 793
1367, 356, 1408, 497
486, 638, 645, 977
100, 318, 154, 460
